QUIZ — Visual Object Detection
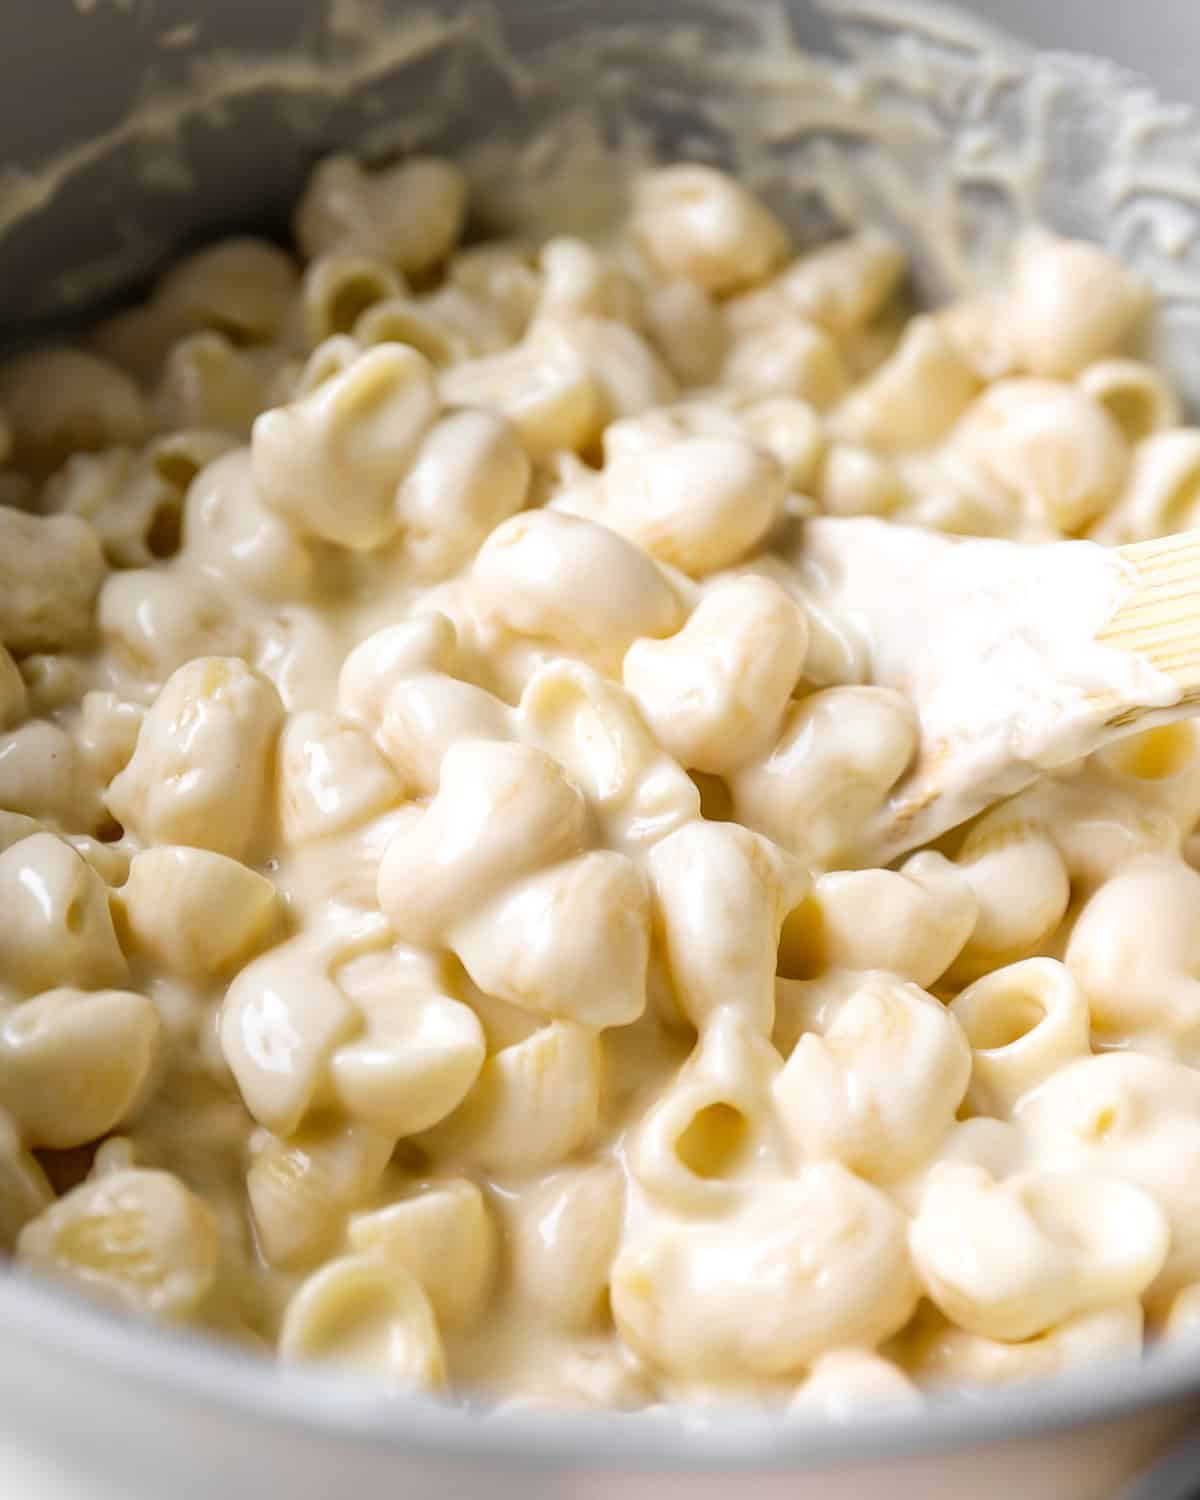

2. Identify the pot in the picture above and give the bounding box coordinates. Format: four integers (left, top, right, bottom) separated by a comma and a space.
2, 4, 1200, 1496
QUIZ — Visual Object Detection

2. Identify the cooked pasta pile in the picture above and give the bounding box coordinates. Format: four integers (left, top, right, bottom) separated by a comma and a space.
0, 156, 1197, 1413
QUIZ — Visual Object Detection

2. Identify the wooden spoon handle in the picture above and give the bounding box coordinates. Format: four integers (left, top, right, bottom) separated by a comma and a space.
1098, 533, 1200, 727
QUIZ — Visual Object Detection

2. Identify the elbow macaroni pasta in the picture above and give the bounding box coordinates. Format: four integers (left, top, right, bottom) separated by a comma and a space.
0, 153, 1192, 1412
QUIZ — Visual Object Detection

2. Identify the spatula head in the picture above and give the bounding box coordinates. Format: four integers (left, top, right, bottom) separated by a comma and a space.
801, 518, 1182, 863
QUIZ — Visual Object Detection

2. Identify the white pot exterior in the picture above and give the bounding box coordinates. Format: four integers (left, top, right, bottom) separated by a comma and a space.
0, 1277, 1198, 1499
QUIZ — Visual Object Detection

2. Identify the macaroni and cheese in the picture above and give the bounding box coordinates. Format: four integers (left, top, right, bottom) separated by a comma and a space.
0, 156, 1197, 1415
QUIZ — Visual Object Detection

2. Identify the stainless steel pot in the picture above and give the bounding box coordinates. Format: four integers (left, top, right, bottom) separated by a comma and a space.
3, 3, 1200, 1495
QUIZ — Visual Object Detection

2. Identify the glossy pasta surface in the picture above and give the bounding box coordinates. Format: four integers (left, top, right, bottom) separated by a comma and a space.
0, 154, 1196, 1415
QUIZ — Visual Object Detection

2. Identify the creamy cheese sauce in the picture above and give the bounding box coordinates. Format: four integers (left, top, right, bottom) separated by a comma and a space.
3, 1, 1200, 1420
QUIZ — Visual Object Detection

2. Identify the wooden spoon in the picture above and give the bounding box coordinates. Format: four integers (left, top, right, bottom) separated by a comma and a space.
801, 517, 1200, 864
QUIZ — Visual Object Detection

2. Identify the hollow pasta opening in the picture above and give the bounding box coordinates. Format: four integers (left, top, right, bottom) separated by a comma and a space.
777, 895, 825, 980
964, 990, 1046, 1051
146, 500, 183, 560
327, 275, 391, 336
1097, 383, 1158, 443
151, 448, 203, 492
1107, 722, 1196, 781
674, 1102, 750, 1180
